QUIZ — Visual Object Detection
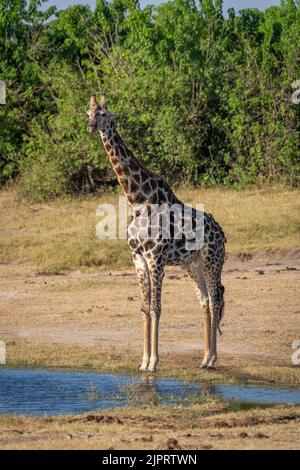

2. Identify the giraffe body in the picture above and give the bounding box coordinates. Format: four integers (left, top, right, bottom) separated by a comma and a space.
87, 95, 226, 371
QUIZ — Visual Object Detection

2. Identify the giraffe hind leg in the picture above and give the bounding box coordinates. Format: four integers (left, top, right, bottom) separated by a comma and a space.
217, 285, 225, 336
187, 262, 211, 369
205, 277, 225, 368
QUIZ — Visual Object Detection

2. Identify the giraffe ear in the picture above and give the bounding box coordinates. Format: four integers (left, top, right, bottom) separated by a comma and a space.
107, 110, 117, 120
90, 94, 96, 109
99, 94, 107, 108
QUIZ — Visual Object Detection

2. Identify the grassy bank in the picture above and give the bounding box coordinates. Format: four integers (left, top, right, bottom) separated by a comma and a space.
0, 186, 299, 272
5, 338, 300, 387
0, 401, 299, 449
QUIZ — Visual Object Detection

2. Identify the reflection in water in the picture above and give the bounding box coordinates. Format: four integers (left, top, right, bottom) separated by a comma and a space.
135, 376, 159, 405
201, 383, 216, 395
0, 368, 300, 416
121, 376, 159, 405
123, 376, 209, 406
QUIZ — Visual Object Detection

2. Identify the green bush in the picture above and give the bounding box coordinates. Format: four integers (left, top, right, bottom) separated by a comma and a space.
19, 64, 110, 200
0, 0, 299, 198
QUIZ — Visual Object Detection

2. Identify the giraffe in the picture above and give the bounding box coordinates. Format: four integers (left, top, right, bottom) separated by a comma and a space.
87, 94, 226, 372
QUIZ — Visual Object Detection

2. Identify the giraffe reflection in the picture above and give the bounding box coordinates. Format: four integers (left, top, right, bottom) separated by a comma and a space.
123, 377, 216, 406
133, 376, 159, 406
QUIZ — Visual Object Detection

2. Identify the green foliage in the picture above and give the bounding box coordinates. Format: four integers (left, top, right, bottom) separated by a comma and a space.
0, 0, 299, 198
219, 2, 300, 186
0, 0, 56, 183
20, 64, 109, 199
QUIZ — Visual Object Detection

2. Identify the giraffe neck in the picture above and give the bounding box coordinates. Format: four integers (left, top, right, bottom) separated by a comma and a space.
100, 122, 177, 206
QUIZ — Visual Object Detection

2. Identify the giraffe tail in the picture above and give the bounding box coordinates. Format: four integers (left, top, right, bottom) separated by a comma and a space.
217, 285, 225, 336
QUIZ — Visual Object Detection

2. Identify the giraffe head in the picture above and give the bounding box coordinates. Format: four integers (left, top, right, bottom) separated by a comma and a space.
87, 94, 117, 133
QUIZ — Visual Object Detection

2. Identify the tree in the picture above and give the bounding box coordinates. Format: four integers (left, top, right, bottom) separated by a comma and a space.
0, 0, 299, 196
0, 0, 55, 183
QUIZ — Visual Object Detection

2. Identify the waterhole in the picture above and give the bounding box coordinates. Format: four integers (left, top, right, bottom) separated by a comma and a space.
0, 369, 299, 416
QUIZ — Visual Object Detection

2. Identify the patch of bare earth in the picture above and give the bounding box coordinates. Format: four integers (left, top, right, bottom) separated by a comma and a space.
0, 252, 299, 366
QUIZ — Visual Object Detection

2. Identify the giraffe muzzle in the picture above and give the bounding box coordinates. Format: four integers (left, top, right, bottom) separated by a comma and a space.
87, 124, 95, 134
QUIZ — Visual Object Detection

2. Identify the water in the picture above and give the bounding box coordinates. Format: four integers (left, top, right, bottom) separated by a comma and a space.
0, 368, 299, 416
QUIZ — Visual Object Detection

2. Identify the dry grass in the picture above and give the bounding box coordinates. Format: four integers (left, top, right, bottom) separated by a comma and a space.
182, 186, 300, 253
4, 338, 300, 388
0, 401, 299, 449
0, 186, 299, 272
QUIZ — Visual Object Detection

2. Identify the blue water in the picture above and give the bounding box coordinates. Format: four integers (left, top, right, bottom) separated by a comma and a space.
0, 369, 299, 416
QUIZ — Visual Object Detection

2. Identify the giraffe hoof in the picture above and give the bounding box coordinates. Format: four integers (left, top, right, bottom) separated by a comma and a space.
200, 362, 208, 369
207, 357, 217, 368
140, 363, 149, 372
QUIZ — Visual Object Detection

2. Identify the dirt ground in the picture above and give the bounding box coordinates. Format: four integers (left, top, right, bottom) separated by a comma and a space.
0, 252, 300, 449
1, 252, 300, 374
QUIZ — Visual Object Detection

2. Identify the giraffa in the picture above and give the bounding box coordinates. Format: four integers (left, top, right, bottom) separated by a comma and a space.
87, 94, 226, 372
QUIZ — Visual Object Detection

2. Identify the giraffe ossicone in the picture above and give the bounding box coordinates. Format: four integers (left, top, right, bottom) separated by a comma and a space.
87, 94, 226, 371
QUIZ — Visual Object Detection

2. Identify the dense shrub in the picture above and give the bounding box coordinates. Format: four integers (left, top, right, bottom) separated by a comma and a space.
0, 0, 299, 198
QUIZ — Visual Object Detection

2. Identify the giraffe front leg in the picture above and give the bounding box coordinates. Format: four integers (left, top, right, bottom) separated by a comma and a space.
148, 311, 160, 372
140, 312, 151, 371
148, 263, 164, 372
132, 253, 151, 372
